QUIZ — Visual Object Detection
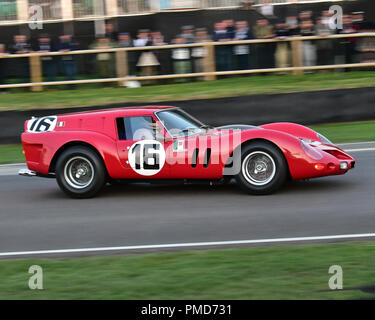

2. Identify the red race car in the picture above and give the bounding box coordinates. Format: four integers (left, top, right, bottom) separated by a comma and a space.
19, 106, 355, 198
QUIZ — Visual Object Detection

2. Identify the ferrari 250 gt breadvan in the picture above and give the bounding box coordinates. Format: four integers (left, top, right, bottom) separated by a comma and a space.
19, 106, 355, 198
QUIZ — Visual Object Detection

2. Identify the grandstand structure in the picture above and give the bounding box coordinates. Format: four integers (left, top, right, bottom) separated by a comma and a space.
0, 0, 356, 25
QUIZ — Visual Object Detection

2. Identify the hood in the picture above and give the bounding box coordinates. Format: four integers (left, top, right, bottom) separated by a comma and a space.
215, 124, 259, 131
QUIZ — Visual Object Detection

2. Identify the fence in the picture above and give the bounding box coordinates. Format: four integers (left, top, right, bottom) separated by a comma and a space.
0, 32, 374, 91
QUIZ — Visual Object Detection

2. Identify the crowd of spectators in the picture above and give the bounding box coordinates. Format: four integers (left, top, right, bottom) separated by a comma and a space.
0, 9, 373, 89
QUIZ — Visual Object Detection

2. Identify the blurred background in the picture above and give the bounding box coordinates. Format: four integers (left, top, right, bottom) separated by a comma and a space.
0, 0, 374, 90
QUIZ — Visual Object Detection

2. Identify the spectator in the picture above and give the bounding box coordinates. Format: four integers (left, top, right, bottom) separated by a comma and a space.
90, 36, 116, 82
352, 11, 367, 31
321, 10, 332, 28
300, 19, 317, 68
286, 16, 300, 36
134, 30, 159, 81
105, 22, 119, 42
151, 31, 166, 46
299, 11, 313, 23
118, 32, 132, 47
338, 15, 357, 67
351, 12, 368, 63
117, 32, 135, 75
192, 28, 211, 76
315, 17, 334, 66
10, 35, 31, 83
223, 20, 235, 40
274, 19, 290, 70
254, 18, 275, 69
57, 34, 77, 84
10, 35, 31, 54
0, 44, 8, 92
151, 31, 170, 77
133, 29, 151, 47
233, 21, 254, 70
171, 35, 191, 82
181, 25, 195, 44
213, 21, 232, 72
37, 34, 56, 82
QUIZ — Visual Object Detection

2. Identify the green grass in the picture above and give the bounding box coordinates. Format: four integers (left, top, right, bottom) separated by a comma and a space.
0, 144, 24, 164
311, 121, 375, 143
1, 71, 375, 111
1, 121, 374, 164
1, 242, 375, 299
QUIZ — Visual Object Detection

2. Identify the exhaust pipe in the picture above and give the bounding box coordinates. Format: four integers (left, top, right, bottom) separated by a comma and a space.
19, 169, 37, 177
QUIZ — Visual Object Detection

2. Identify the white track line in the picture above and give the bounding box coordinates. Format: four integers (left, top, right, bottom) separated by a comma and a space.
344, 148, 375, 152
1, 233, 375, 257
0, 163, 25, 167
338, 141, 375, 146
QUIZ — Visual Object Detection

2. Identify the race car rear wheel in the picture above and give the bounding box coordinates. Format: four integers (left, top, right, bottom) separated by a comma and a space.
55, 146, 106, 198
235, 142, 288, 195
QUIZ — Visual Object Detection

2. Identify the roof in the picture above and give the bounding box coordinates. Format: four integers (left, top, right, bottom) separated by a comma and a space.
58, 106, 175, 118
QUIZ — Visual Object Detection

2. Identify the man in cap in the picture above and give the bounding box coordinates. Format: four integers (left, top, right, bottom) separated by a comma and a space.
181, 25, 195, 44
37, 33, 56, 82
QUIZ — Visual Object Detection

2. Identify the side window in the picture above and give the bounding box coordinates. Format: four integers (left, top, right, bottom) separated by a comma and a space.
117, 116, 156, 140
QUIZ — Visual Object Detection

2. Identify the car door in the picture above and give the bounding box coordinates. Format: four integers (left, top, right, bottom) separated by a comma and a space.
116, 115, 171, 179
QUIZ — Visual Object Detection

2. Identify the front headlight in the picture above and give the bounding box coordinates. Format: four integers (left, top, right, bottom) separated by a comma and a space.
300, 140, 323, 160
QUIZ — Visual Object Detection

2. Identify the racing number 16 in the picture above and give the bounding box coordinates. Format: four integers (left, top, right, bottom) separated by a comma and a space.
131, 143, 160, 170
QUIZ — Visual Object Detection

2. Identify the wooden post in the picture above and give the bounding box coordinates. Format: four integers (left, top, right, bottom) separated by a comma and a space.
17, 0, 29, 21
291, 39, 303, 75
29, 55, 43, 92
203, 43, 216, 81
61, 0, 73, 20
106, 0, 119, 16
116, 50, 128, 86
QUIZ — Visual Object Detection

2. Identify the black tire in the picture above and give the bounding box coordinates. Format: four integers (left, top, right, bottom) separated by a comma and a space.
55, 146, 106, 198
235, 141, 288, 195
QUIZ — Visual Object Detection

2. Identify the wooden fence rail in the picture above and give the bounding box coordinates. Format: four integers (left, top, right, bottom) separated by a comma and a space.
0, 33, 375, 91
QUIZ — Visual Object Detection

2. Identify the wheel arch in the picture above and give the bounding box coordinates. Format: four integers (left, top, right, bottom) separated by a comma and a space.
227, 138, 292, 179
49, 141, 108, 176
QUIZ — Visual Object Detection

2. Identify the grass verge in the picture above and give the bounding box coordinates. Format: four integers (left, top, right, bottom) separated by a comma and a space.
1, 242, 375, 299
1, 120, 374, 164
0, 145, 25, 164
0, 71, 375, 111
310, 121, 375, 143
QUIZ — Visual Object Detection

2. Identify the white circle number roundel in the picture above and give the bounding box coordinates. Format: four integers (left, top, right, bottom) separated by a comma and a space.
128, 140, 166, 176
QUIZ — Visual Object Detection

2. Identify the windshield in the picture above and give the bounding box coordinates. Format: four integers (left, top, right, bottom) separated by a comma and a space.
156, 109, 206, 138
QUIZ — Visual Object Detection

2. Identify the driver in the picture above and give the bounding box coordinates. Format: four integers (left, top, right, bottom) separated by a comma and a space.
132, 117, 155, 140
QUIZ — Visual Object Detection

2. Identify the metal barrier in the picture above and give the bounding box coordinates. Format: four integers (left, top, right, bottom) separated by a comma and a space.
0, 32, 374, 91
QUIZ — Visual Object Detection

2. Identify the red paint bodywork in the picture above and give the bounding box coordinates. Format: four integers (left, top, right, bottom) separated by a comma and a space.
21, 106, 355, 180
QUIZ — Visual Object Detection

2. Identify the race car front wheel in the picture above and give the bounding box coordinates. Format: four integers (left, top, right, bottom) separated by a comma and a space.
235, 142, 288, 195
55, 146, 106, 198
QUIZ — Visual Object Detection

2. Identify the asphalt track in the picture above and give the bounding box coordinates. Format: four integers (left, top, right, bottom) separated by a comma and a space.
0, 141, 374, 259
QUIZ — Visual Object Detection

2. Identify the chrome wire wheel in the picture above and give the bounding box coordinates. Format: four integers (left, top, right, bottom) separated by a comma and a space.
241, 151, 276, 186
64, 156, 95, 189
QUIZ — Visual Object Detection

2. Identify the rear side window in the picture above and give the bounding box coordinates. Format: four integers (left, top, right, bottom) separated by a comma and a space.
117, 116, 156, 140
